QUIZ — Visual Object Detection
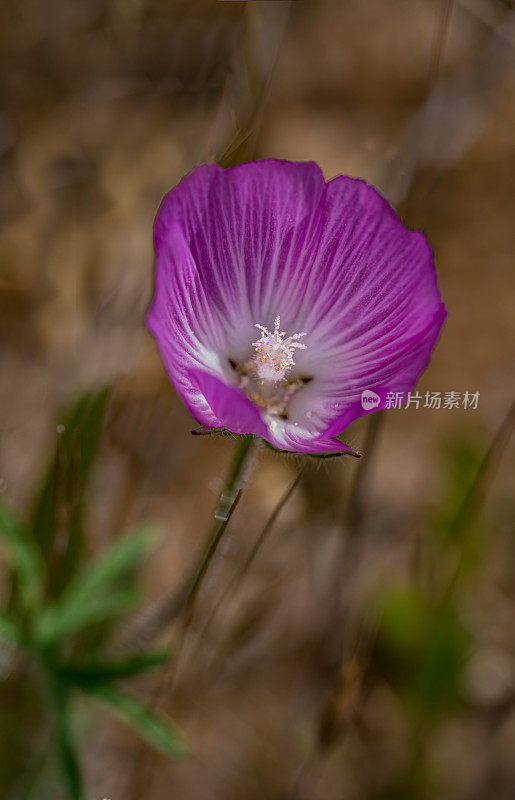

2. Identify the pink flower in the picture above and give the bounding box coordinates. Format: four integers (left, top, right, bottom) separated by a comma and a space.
147, 160, 446, 455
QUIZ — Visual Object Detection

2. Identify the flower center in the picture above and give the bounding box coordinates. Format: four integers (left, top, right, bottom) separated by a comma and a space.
252, 316, 307, 382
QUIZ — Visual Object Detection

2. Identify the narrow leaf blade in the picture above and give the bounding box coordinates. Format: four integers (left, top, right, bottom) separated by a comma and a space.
92, 686, 186, 758
50, 678, 84, 800
30, 387, 109, 595
58, 649, 171, 689
35, 588, 140, 646
0, 499, 44, 613
58, 524, 157, 610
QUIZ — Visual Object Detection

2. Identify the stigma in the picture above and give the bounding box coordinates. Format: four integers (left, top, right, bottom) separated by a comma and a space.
252, 315, 307, 382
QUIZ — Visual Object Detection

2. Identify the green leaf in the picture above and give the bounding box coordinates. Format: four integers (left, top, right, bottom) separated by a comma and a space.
30, 387, 109, 596
92, 685, 187, 759
58, 649, 171, 689
50, 677, 84, 800
34, 525, 156, 645
35, 588, 140, 647
0, 499, 44, 613
58, 524, 157, 603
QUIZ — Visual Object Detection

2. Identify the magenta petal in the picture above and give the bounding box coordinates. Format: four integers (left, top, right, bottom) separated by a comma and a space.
287, 176, 446, 435
154, 160, 326, 361
265, 422, 361, 456
188, 370, 269, 439
147, 222, 228, 428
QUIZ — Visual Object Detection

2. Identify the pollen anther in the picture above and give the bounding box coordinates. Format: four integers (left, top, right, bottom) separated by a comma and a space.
252, 315, 307, 382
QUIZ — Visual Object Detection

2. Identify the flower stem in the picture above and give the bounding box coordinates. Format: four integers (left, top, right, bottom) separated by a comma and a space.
180, 434, 255, 615
124, 435, 255, 647
193, 463, 306, 651
213, 434, 255, 525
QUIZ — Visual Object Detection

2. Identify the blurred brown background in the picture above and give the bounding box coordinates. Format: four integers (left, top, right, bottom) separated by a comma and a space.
1, 1, 515, 798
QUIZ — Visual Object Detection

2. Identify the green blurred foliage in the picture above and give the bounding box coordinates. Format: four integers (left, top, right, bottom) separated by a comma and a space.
368, 430, 496, 799
433, 434, 484, 548
0, 388, 184, 800
374, 586, 469, 722
30, 388, 109, 597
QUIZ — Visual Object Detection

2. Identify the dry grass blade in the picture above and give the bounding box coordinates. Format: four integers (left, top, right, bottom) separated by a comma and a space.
125, 489, 244, 650
194, 464, 307, 651
344, 412, 384, 545
443, 396, 515, 599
